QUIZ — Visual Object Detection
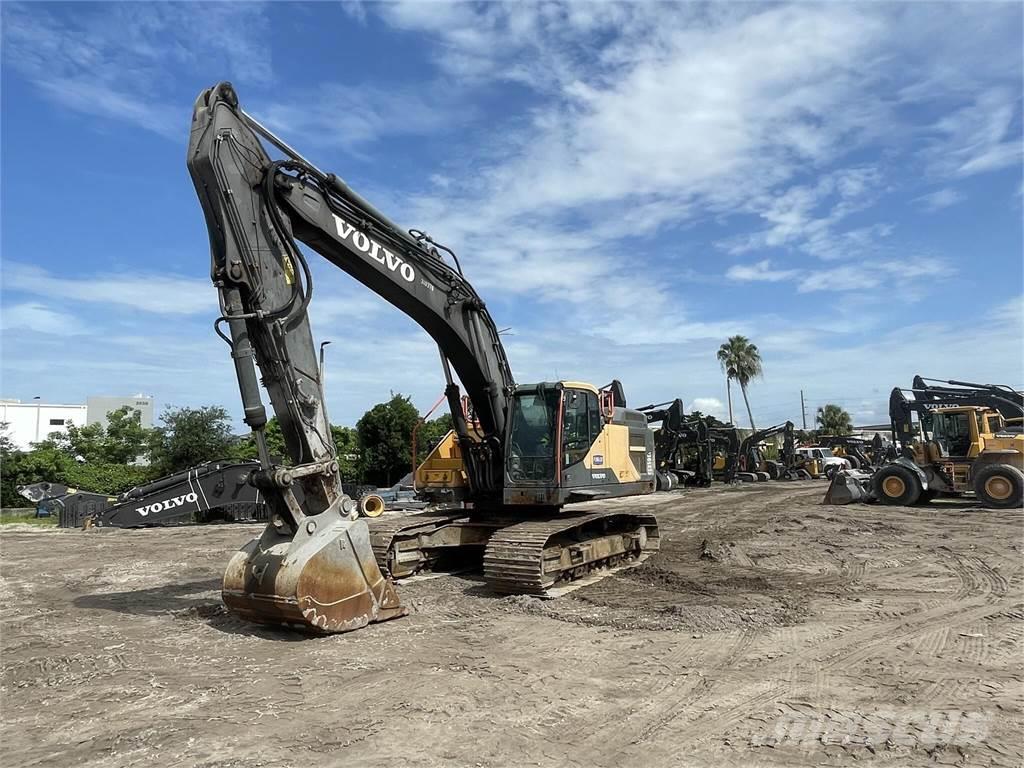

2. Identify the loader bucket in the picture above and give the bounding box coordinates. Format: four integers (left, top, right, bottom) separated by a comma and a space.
222, 512, 406, 633
823, 470, 874, 505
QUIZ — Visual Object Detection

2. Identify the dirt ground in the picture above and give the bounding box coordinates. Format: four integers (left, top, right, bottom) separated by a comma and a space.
2, 481, 1021, 767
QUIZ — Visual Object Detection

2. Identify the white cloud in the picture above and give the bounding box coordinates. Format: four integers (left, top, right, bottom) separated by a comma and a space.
0, 302, 85, 335
689, 397, 726, 420
925, 88, 1023, 179
1, 3, 272, 139
915, 187, 965, 212
726, 260, 801, 283
255, 83, 471, 151
720, 167, 888, 261
3, 262, 212, 315
796, 257, 956, 294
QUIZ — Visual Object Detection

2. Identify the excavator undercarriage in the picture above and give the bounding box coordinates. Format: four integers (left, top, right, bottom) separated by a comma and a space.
368, 509, 660, 594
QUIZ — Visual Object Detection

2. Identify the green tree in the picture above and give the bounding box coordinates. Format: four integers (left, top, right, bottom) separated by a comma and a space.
148, 405, 236, 475
233, 417, 289, 463
0, 421, 15, 457
45, 406, 151, 464
717, 335, 763, 431
356, 394, 420, 487
417, 412, 454, 455
331, 424, 360, 484
816, 404, 853, 436
0, 443, 154, 507
102, 407, 152, 463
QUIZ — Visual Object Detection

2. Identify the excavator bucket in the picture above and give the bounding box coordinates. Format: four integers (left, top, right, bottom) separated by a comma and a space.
222, 512, 406, 633
823, 469, 875, 505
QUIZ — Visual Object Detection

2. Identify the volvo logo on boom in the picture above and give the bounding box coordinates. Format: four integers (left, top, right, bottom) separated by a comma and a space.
333, 215, 416, 283
136, 492, 198, 517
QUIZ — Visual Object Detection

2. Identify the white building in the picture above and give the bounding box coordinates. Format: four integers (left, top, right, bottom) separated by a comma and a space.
87, 395, 154, 429
0, 394, 155, 451
0, 400, 89, 450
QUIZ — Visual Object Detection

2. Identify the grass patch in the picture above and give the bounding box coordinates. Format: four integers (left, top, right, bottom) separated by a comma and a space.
0, 515, 59, 527
0, 509, 59, 527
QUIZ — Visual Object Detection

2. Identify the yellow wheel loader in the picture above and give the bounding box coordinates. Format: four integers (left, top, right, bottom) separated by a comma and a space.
826, 377, 1023, 507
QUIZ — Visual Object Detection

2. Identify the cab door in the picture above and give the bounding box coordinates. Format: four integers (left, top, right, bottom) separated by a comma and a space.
560, 389, 610, 489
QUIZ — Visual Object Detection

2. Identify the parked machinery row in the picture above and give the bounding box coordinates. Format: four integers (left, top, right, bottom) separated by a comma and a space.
638, 405, 840, 487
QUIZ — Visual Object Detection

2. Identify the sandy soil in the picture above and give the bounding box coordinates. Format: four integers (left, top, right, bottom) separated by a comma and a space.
1, 481, 1021, 767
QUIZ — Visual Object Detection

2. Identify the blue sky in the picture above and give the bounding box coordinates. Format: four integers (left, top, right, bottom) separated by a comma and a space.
1, 1, 1022, 430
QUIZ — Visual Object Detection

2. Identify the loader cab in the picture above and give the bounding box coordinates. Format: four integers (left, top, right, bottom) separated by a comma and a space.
921, 407, 982, 458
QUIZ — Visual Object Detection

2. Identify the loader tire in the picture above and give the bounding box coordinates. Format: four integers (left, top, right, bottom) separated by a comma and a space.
765, 461, 781, 480
846, 456, 861, 470
973, 464, 1024, 509
872, 465, 922, 506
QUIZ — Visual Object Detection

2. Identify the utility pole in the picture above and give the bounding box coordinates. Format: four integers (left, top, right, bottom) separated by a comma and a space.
800, 389, 808, 430
33, 395, 41, 443
319, 340, 332, 380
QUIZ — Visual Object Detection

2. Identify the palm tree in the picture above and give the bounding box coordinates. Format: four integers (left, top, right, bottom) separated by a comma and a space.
816, 404, 852, 435
717, 335, 763, 430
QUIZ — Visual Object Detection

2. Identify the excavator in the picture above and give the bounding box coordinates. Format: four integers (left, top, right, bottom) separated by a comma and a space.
733, 421, 811, 481
717, 421, 810, 482
825, 376, 1024, 507
637, 399, 713, 489
186, 82, 658, 634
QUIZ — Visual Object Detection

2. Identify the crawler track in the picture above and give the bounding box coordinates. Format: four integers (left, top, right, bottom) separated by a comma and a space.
369, 509, 661, 594
482, 511, 661, 595
367, 511, 475, 578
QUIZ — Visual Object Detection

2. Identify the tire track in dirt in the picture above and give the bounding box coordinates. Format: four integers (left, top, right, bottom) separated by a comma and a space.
561, 628, 757, 748
825, 548, 1009, 674
624, 594, 1016, 753
621, 630, 771, 748
599, 547, 1020, 756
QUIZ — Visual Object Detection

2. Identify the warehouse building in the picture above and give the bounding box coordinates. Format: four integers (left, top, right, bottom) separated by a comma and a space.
86, 395, 155, 430
0, 395, 154, 450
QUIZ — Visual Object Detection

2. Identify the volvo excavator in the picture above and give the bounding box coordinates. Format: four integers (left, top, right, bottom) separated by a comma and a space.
187, 82, 658, 634
637, 399, 713, 489
727, 421, 810, 482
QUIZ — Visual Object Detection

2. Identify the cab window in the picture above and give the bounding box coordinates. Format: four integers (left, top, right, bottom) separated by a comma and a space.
562, 389, 600, 466
932, 412, 971, 456
507, 388, 561, 482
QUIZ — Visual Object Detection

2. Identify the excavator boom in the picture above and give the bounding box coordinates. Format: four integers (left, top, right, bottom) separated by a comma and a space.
188, 82, 405, 633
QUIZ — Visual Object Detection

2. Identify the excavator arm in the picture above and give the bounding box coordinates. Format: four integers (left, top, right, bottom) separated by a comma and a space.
637, 399, 713, 487
728, 421, 794, 482
188, 83, 514, 508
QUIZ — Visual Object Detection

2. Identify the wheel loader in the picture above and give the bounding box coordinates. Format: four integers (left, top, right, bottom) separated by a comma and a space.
825, 377, 1024, 507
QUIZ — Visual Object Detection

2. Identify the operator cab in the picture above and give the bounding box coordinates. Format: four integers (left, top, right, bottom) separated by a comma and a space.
505, 381, 654, 506
921, 407, 984, 458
